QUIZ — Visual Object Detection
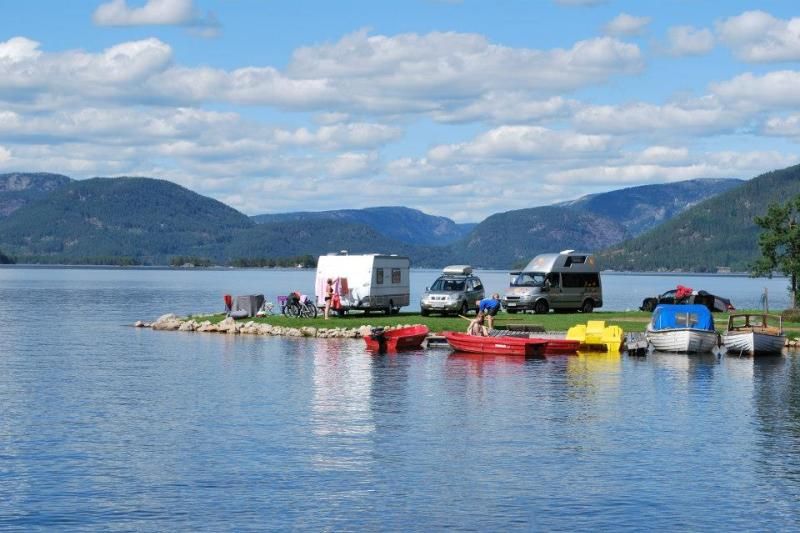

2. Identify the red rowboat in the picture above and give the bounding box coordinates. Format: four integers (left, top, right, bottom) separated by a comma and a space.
528, 337, 581, 355
364, 325, 430, 352
443, 331, 549, 357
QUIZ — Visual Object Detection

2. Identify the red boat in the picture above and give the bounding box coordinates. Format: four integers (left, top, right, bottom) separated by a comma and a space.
529, 337, 581, 355
443, 331, 549, 357
364, 325, 430, 352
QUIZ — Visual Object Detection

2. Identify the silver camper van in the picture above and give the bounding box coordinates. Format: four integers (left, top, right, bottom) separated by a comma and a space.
502, 250, 602, 314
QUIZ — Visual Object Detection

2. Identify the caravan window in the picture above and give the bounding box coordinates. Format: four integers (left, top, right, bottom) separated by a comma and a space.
376, 268, 384, 284
392, 268, 401, 284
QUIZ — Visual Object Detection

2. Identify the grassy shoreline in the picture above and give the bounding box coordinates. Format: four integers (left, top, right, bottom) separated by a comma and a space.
188, 310, 799, 335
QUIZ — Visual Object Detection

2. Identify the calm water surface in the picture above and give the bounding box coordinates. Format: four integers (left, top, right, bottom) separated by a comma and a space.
1, 268, 799, 531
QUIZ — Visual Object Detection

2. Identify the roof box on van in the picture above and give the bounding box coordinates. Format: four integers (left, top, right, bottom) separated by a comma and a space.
442, 265, 473, 275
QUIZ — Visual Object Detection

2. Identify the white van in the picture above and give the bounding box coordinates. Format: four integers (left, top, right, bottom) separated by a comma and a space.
502, 250, 603, 314
315, 252, 410, 314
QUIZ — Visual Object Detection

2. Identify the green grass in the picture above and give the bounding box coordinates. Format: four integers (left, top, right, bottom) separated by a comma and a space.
190, 310, 657, 334
188, 308, 800, 336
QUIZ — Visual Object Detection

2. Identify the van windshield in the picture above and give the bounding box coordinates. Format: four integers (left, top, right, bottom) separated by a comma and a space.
430, 278, 465, 291
510, 272, 546, 287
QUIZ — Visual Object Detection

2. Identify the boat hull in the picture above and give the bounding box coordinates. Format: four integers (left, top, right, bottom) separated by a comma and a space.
645, 328, 719, 353
364, 325, 430, 352
443, 331, 548, 357
528, 337, 581, 355
722, 332, 786, 355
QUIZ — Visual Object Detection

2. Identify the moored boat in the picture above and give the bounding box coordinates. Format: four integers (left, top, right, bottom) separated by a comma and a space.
443, 331, 549, 357
645, 304, 719, 353
722, 313, 786, 355
364, 325, 430, 352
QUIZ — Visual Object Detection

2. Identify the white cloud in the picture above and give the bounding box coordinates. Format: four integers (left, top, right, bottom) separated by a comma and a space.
0, 31, 642, 119
273, 123, 403, 151
635, 146, 690, 164
717, 10, 800, 62
328, 152, 377, 177
666, 26, 714, 56
428, 126, 614, 161
763, 114, 800, 137
0, 37, 173, 98
711, 70, 800, 109
573, 97, 743, 135
287, 30, 643, 106
93, 0, 219, 34
0, 37, 41, 62
432, 94, 577, 124
0, 146, 10, 162
547, 150, 799, 185
604, 13, 651, 37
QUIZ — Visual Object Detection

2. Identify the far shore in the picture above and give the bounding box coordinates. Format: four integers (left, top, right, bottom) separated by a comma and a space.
0, 263, 772, 277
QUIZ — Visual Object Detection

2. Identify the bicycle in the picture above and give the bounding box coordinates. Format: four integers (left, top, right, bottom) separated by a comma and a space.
283, 293, 317, 318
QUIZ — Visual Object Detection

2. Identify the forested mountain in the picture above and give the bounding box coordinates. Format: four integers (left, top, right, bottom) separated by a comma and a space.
442, 178, 741, 268
0, 177, 254, 264
253, 206, 475, 246
0, 172, 72, 217
0, 171, 752, 269
448, 207, 628, 268
560, 178, 742, 236
599, 164, 800, 272
0, 247, 13, 264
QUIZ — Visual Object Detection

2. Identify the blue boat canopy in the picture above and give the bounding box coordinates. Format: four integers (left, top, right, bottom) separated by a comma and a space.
650, 304, 715, 331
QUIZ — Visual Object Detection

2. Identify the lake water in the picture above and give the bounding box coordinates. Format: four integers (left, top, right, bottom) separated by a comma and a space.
1, 267, 799, 530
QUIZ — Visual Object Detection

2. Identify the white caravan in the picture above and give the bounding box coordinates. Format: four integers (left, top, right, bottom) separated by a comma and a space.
315, 253, 410, 314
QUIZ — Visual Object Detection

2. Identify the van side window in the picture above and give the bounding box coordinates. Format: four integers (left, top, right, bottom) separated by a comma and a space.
472, 279, 483, 291
562, 273, 600, 288
391, 268, 401, 284
376, 268, 384, 284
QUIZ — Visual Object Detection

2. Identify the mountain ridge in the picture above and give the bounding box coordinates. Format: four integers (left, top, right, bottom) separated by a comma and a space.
0, 171, 754, 269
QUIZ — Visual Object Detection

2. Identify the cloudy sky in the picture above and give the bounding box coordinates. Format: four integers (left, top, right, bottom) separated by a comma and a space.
1, 0, 800, 222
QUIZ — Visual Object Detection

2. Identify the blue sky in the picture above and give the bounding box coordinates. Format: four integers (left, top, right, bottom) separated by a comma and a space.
1, 0, 800, 222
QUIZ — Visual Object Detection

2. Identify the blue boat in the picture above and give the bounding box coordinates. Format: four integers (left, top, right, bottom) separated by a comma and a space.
645, 304, 719, 353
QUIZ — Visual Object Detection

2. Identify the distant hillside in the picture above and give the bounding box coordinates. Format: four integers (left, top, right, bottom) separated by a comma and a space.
226, 219, 453, 266
0, 172, 72, 217
0, 172, 748, 269
560, 178, 742, 236
451, 206, 628, 268
599, 164, 800, 272
444, 178, 740, 269
0, 177, 254, 264
253, 206, 475, 246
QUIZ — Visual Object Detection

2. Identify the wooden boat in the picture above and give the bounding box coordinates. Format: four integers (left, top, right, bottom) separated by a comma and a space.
363, 325, 430, 352
722, 313, 786, 355
645, 304, 719, 353
443, 331, 549, 357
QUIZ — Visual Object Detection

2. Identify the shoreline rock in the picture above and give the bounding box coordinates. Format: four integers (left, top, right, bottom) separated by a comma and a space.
141, 315, 427, 339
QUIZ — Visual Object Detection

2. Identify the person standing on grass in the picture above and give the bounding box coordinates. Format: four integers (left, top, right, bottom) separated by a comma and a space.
476, 293, 502, 331
324, 278, 334, 320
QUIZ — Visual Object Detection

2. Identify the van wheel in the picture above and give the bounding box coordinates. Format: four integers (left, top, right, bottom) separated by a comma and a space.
460, 302, 469, 316
507, 309, 518, 314
421, 308, 429, 316
534, 300, 549, 315
581, 300, 594, 313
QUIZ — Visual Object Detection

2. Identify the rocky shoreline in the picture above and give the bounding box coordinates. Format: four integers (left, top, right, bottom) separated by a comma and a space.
135, 313, 420, 339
